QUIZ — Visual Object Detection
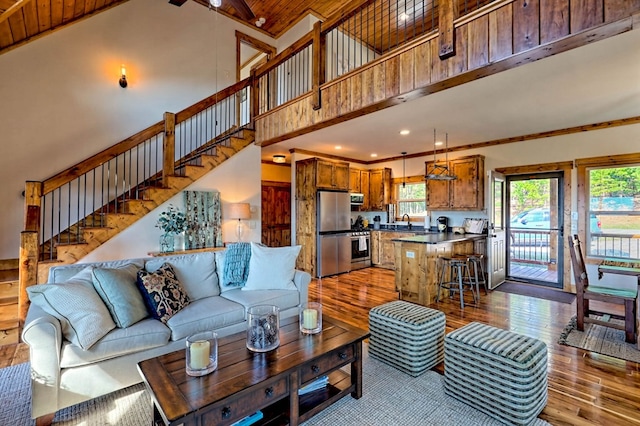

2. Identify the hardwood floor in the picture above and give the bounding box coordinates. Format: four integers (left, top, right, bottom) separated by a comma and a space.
310, 267, 640, 426
3, 266, 640, 425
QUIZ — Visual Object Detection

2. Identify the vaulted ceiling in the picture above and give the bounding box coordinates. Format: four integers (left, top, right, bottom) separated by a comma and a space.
0, 0, 355, 55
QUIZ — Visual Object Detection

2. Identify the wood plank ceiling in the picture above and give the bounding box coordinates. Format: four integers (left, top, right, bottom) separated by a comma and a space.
0, 0, 355, 55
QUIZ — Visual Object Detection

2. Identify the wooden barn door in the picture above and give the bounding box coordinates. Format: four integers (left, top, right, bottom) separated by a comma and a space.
261, 181, 291, 247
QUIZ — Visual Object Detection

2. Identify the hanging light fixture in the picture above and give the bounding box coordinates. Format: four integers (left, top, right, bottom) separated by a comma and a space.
425, 129, 457, 181
401, 152, 407, 188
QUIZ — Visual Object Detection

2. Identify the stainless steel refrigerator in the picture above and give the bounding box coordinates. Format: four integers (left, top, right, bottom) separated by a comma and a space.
317, 191, 351, 278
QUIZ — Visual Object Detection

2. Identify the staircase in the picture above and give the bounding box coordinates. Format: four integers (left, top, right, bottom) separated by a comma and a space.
0, 268, 19, 345
36, 130, 254, 282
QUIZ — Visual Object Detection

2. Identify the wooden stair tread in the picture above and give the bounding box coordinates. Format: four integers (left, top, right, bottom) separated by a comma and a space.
0, 270, 18, 282
0, 296, 18, 306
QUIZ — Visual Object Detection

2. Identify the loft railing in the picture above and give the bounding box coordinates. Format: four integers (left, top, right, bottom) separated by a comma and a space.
27, 78, 253, 262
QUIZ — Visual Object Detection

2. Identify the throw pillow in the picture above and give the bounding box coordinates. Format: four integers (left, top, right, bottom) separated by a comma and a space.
27, 269, 116, 350
136, 263, 190, 323
242, 243, 302, 291
92, 264, 149, 328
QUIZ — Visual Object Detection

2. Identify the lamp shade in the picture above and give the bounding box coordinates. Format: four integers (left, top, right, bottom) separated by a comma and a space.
229, 203, 251, 220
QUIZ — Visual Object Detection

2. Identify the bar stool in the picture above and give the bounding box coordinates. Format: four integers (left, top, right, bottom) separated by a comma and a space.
466, 254, 488, 296
436, 255, 478, 309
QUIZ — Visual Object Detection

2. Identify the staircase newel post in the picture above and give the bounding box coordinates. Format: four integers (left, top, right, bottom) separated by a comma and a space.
163, 112, 176, 188
19, 181, 42, 330
312, 20, 325, 111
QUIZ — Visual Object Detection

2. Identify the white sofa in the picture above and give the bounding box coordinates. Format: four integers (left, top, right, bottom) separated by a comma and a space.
21, 247, 311, 422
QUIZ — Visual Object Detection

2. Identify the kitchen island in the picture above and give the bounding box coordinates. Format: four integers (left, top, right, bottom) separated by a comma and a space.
392, 233, 487, 306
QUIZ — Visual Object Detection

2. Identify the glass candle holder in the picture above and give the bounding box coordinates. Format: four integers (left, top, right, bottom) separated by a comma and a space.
247, 305, 280, 352
300, 302, 322, 334
186, 331, 218, 377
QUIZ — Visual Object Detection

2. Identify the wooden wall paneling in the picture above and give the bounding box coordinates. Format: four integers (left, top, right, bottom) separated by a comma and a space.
605, 0, 640, 22
322, 84, 337, 121
372, 62, 385, 103
489, 3, 513, 62
361, 66, 374, 107
413, 41, 431, 88
284, 102, 293, 134
439, 0, 456, 59
571, 0, 604, 32
351, 73, 363, 111
62, 0, 74, 23
430, 38, 448, 83
36, 0, 50, 32
540, 0, 570, 44
399, 49, 415, 95
513, 0, 540, 54
384, 56, 400, 98
73, 0, 85, 18
339, 78, 351, 115
449, 25, 468, 76
467, 14, 489, 70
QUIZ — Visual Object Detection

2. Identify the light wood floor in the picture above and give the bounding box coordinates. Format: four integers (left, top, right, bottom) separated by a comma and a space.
3, 266, 640, 425
310, 267, 640, 426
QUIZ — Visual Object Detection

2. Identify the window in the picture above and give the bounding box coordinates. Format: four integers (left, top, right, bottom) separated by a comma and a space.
587, 164, 640, 260
396, 181, 426, 217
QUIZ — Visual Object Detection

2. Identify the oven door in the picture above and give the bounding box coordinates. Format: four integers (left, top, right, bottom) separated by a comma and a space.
350, 234, 371, 269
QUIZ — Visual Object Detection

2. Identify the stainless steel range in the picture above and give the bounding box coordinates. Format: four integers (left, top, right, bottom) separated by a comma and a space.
350, 231, 371, 270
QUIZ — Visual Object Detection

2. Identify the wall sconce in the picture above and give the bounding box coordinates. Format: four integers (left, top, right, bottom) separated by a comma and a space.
273, 154, 286, 163
119, 65, 128, 88
229, 203, 251, 242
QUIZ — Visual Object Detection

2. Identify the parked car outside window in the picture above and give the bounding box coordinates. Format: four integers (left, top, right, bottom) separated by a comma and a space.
510, 208, 600, 246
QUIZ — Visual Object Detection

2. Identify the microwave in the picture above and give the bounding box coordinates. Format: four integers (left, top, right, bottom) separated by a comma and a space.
350, 193, 364, 205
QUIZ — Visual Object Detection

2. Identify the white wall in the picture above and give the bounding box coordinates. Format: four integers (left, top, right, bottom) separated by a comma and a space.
81, 145, 262, 262
0, 0, 275, 259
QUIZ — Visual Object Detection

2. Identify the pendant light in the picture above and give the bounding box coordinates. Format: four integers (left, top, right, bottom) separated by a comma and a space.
401, 152, 407, 188
425, 129, 457, 181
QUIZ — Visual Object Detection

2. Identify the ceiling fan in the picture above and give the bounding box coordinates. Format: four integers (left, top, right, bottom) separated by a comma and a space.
169, 0, 256, 21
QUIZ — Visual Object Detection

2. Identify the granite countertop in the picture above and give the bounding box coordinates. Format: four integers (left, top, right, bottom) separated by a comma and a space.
391, 233, 487, 244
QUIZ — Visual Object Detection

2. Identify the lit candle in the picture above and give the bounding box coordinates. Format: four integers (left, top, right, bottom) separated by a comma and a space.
302, 308, 318, 329
190, 340, 210, 370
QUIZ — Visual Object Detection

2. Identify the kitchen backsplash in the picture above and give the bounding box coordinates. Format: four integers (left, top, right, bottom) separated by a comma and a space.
351, 210, 489, 227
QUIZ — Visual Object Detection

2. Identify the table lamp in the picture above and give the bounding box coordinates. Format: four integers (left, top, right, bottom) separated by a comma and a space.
229, 203, 251, 242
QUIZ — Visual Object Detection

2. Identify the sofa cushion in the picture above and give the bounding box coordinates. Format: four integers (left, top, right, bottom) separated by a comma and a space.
136, 264, 190, 324
166, 297, 246, 341
60, 318, 171, 368
48, 259, 145, 283
243, 243, 301, 291
91, 264, 148, 328
145, 252, 220, 300
27, 269, 116, 350
221, 288, 301, 314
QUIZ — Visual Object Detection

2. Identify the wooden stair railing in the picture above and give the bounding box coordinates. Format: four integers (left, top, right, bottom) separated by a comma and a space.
18, 78, 254, 328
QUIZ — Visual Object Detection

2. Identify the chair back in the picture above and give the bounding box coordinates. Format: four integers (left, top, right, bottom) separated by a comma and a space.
568, 234, 589, 294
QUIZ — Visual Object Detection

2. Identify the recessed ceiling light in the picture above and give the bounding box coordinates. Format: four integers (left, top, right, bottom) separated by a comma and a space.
400, 129, 410, 135
399, 12, 409, 21
371, 153, 378, 158
435, 141, 443, 146
335, 145, 342, 150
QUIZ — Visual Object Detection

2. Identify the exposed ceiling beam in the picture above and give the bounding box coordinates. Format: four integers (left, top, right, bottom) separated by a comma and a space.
0, 0, 32, 25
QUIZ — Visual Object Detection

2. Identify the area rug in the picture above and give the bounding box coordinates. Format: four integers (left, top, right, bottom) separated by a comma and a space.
1, 353, 550, 425
495, 281, 576, 304
558, 316, 640, 363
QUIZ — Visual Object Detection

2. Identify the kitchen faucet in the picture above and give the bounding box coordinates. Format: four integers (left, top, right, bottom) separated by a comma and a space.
401, 214, 412, 230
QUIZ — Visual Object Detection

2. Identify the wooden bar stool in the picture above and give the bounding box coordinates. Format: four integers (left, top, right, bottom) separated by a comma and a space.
436, 255, 478, 309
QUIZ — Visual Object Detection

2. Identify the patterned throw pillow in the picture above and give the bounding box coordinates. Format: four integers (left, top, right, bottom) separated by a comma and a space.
136, 263, 190, 324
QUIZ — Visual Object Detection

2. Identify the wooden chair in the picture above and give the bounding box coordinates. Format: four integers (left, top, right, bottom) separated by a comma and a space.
568, 234, 637, 343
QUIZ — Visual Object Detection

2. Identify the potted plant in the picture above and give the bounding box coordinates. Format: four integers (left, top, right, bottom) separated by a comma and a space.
156, 204, 188, 252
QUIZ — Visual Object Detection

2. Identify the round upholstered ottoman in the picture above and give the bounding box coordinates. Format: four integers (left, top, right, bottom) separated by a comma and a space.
368, 300, 445, 377
444, 322, 548, 425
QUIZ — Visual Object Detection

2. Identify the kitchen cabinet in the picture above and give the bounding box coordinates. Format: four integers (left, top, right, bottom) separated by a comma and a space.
371, 230, 416, 269
295, 157, 350, 275
425, 155, 484, 211
349, 169, 362, 193
316, 159, 350, 191
350, 167, 390, 211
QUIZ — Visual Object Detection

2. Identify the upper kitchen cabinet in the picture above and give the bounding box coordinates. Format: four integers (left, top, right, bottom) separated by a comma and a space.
349, 168, 362, 193
369, 168, 392, 211
425, 155, 485, 211
316, 159, 350, 191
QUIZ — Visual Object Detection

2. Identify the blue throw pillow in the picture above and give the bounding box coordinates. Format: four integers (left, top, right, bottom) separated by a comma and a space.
136, 263, 190, 324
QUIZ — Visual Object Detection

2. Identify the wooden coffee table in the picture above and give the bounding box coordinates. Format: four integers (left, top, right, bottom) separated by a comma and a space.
137, 315, 370, 426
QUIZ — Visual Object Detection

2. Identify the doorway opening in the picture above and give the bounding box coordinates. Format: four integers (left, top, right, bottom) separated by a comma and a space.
506, 172, 564, 288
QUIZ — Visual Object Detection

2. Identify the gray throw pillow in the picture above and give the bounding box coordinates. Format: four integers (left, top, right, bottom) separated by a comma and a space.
27, 269, 116, 350
92, 264, 149, 328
